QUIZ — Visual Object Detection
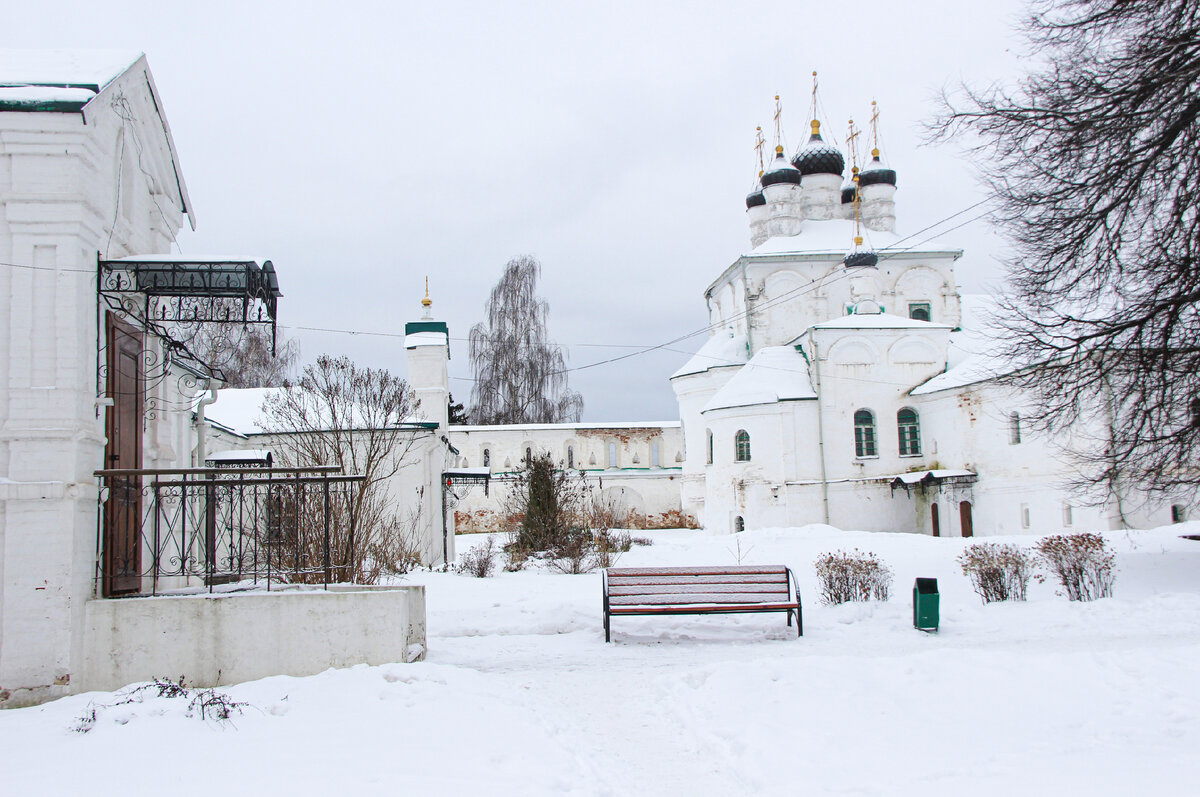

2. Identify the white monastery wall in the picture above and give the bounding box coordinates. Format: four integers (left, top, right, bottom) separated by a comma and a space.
448, 423, 687, 531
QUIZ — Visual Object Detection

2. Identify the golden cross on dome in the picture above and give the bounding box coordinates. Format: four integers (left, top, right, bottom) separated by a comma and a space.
754, 126, 766, 177
773, 95, 783, 150
422, 276, 431, 308
870, 100, 881, 158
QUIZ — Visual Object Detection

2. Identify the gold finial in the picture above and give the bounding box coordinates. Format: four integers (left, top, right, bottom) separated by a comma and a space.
872, 148, 880, 158
811, 119, 820, 135
854, 235, 863, 247
775, 144, 784, 155
421, 276, 432, 308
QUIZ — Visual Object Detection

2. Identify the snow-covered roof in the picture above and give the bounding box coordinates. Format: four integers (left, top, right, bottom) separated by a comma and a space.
745, 219, 961, 258
202, 388, 274, 436
203, 387, 437, 435
670, 329, 749, 379
405, 331, 448, 348
702, 346, 816, 413
911, 294, 1018, 395
107, 254, 271, 264
810, 312, 952, 331
0, 49, 140, 95
206, 449, 272, 464
891, 468, 976, 484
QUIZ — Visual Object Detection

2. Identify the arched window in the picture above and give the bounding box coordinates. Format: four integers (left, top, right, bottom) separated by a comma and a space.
651, 441, 660, 468
897, 408, 921, 456
706, 430, 714, 465
567, 445, 574, 469
525, 446, 532, 463
608, 442, 617, 468
908, 302, 931, 322
1009, 412, 1022, 445
483, 449, 490, 468
735, 430, 751, 462
734, 516, 745, 533
854, 410, 877, 457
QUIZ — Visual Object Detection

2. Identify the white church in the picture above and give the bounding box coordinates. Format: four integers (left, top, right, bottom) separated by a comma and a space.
442, 101, 1195, 538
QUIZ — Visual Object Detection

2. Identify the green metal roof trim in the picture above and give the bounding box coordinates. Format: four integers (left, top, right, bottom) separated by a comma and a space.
404, 320, 449, 335
0, 97, 89, 112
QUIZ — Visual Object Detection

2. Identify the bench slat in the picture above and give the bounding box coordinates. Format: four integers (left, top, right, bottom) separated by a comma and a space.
608, 566, 787, 577
610, 592, 794, 606
606, 573, 787, 586
609, 602, 798, 615
609, 583, 788, 597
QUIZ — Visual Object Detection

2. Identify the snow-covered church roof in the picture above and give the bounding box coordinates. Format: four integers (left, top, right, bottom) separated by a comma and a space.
810, 312, 952, 331
911, 294, 1017, 395
702, 346, 816, 412
744, 219, 960, 258
670, 329, 749, 379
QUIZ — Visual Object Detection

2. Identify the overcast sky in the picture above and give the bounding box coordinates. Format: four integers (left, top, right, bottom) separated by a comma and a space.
9, 0, 1029, 420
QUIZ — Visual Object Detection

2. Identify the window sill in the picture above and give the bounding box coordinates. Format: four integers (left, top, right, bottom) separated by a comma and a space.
899, 453, 923, 459
854, 455, 880, 461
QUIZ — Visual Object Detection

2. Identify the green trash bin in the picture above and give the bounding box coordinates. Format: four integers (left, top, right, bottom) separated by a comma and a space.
913, 578, 939, 632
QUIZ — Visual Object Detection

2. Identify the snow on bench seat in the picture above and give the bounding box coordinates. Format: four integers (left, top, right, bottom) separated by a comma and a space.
602, 565, 802, 642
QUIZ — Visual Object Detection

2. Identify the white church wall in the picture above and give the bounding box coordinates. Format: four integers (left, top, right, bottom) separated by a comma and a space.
0, 56, 191, 707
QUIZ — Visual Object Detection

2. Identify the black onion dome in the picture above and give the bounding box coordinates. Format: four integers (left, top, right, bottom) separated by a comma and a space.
844, 250, 879, 268
841, 185, 857, 204
858, 154, 897, 187
791, 122, 845, 177
746, 190, 766, 209
760, 153, 802, 187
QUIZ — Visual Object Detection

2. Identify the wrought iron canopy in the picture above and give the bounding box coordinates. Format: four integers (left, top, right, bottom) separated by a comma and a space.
99, 257, 282, 324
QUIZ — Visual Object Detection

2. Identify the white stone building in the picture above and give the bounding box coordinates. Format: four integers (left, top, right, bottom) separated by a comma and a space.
0, 51, 425, 708
671, 112, 1196, 536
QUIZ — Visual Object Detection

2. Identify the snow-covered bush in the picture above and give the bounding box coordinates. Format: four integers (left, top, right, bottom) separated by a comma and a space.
813, 549, 893, 605
958, 543, 1037, 603
1034, 533, 1115, 601
457, 537, 498, 578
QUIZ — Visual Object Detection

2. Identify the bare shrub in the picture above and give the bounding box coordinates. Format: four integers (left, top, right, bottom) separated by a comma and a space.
592, 528, 632, 570
1034, 533, 1116, 601
813, 549, 893, 605
630, 535, 654, 547
958, 543, 1037, 603
502, 536, 528, 572
73, 676, 247, 732
457, 536, 498, 578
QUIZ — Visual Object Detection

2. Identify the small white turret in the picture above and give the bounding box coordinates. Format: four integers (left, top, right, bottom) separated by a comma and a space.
858, 148, 897, 232
858, 103, 897, 232
760, 146, 803, 238
404, 281, 450, 429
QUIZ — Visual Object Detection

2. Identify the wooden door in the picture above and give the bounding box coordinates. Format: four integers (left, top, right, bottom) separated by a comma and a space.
931, 503, 940, 537
103, 314, 143, 596
959, 500, 974, 538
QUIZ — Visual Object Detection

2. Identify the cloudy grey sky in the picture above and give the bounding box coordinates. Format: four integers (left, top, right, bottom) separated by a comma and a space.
9, 0, 1028, 420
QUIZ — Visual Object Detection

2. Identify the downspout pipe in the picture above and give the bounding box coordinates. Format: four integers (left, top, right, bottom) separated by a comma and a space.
808, 330, 831, 525
194, 386, 218, 467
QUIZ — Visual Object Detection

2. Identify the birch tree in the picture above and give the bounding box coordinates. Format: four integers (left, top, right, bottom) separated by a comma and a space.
468, 255, 584, 424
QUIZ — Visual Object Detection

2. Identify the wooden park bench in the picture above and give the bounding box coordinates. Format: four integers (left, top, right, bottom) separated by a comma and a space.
602, 565, 802, 642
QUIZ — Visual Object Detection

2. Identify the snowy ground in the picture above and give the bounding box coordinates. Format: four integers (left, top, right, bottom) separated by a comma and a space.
3, 524, 1199, 796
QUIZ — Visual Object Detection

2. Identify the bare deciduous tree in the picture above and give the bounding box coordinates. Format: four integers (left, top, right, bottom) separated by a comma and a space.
261, 355, 425, 582
931, 0, 1200, 501
468, 255, 584, 424
193, 321, 299, 388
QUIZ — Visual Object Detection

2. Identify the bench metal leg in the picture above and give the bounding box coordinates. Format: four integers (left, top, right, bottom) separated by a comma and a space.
604, 611, 611, 643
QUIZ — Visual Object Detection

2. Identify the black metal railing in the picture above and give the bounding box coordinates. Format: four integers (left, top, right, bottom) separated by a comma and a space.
94, 466, 367, 596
